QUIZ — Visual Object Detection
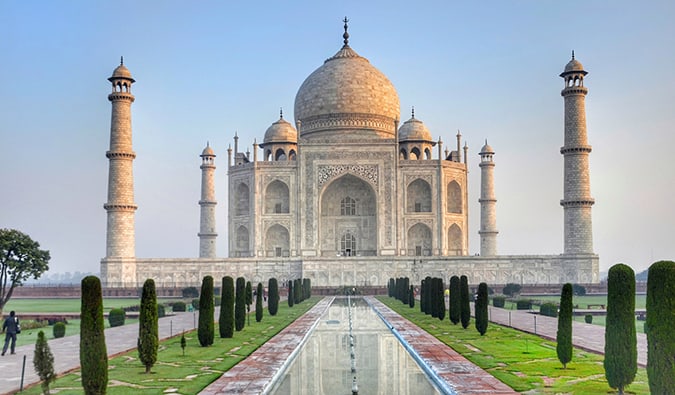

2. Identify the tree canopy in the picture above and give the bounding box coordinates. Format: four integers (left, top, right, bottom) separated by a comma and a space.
0, 228, 50, 314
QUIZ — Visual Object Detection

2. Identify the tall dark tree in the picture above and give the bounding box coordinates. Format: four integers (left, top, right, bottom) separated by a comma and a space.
419, 278, 427, 313
255, 282, 264, 322
80, 276, 107, 395
33, 330, 55, 395
268, 278, 279, 316
557, 283, 573, 369
475, 282, 488, 335
408, 285, 415, 308
288, 280, 294, 307
138, 279, 158, 373
437, 278, 446, 321
245, 281, 253, 326
646, 260, 675, 393
449, 275, 460, 325
0, 229, 51, 315
604, 264, 637, 395
460, 275, 471, 329
198, 276, 215, 346
430, 278, 439, 318
235, 277, 246, 331
219, 276, 234, 338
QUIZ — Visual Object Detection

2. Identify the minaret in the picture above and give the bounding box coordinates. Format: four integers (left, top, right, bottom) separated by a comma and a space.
102, 57, 137, 286
560, 52, 594, 255
198, 143, 218, 258
478, 140, 498, 256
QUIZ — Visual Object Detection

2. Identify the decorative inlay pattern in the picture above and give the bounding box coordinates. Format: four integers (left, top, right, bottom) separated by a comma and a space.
318, 164, 378, 187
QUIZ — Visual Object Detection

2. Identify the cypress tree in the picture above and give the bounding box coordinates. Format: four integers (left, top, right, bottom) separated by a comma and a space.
33, 330, 55, 395
646, 260, 675, 393
138, 279, 158, 373
430, 278, 439, 318
198, 276, 214, 346
288, 280, 294, 307
255, 282, 264, 322
437, 278, 446, 321
268, 278, 279, 316
460, 275, 471, 329
475, 282, 488, 335
235, 277, 246, 331
557, 283, 573, 369
419, 278, 426, 313
409, 285, 415, 308
80, 275, 107, 395
219, 276, 234, 338
245, 281, 253, 326
402, 277, 409, 305
604, 263, 637, 395
294, 278, 301, 304
449, 275, 460, 325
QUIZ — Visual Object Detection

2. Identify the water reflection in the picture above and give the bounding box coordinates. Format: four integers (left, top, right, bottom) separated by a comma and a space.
269, 297, 441, 395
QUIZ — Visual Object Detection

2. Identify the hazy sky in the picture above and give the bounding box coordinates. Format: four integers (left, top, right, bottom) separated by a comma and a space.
1, 1, 673, 277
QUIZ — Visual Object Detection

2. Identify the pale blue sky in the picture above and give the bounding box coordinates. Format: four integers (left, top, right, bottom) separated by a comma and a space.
1, 1, 673, 277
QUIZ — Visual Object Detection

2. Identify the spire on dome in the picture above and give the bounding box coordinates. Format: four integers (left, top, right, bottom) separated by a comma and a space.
280, 107, 284, 119
572, 50, 575, 60
411, 106, 415, 119
343, 16, 350, 47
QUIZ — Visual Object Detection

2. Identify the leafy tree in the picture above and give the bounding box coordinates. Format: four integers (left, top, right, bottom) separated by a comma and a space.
449, 275, 460, 325
0, 229, 50, 315
245, 281, 253, 326
460, 275, 470, 329
138, 279, 158, 373
287, 280, 294, 307
604, 263, 637, 395
198, 276, 214, 346
502, 283, 521, 297
475, 282, 488, 335
268, 278, 279, 316
256, 282, 264, 322
557, 283, 573, 369
646, 260, 675, 393
80, 276, 107, 395
33, 330, 55, 395
235, 277, 246, 331
219, 276, 234, 338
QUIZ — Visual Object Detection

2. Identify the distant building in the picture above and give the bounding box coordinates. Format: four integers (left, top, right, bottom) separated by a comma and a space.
101, 22, 598, 288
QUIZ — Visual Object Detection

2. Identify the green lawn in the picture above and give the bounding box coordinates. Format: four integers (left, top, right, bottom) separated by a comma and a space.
379, 296, 649, 395
20, 297, 320, 395
4, 297, 184, 313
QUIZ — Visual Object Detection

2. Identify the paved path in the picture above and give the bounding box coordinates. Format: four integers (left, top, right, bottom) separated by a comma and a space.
0, 311, 200, 395
487, 305, 648, 366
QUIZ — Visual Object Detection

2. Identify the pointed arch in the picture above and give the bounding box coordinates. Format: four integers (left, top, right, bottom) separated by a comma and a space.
235, 225, 250, 257
447, 223, 463, 255
407, 223, 432, 256
410, 147, 421, 160
399, 148, 408, 160
265, 224, 289, 257
407, 178, 432, 213
265, 180, 290, 214
288, 149, 297, 160
274, 148, 287, 161
447, 180, 462, 214
235, 183, 249, 215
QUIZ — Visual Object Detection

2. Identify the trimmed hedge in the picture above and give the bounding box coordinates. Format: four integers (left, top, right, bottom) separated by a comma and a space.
540, 302, 558, 318
492, 295, 506, 308
53, 322, 66, 338
108, 308, 126, 327
516, 299, 532, 310
172, 301, 187, 312
585, 314, 593, 324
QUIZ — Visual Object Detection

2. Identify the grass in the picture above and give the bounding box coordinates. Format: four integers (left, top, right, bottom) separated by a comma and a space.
20, 297, 321, 395
13, 318, 140, 348
378, 296, 650, 394
4, 297, 184, 313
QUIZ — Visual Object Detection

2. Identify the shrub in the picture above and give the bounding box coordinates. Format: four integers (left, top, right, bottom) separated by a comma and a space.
191, 299, 199, 311
460, 275, 470, 329
219, 276, 234, 338
80, 276, 107, 395
646, 260, 675, 393
475, 282, 488, 335
449, 276, 460, 325
557, 283, 573, 369
138, 278, 158, 374
33, 330, 55, 395
235, 277, 246, 331
157, 304, 166, 318
502, 283, 522, 297
516, 300, 532, 310
573, 283, 587, 296
584, 314, 593, 324
172, 301, 187, 312
108, 308, 126, 327
197, 276, 214, 347
182, 286, 199, 298
256, 282, 264, 323
540, 302, 558, 318
214, 296, 221, 307
492, 295, 506, 308
268, 278, 279, 316
605, 264, 637, 394
53, 322, 66, 338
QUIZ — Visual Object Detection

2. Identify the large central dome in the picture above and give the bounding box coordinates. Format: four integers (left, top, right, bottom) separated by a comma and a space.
294, 30, 400, 139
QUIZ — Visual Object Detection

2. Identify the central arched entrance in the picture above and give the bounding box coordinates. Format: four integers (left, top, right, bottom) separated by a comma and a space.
319, 174, 377, 256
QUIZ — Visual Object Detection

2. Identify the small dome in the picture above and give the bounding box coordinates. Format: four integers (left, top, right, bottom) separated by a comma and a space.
564, 58, 584, 73
201, 143, 215, 157
398, 116, 432, 142
480, 140, 494, 154
263, 116, 297, 145
110, 62, 135, 82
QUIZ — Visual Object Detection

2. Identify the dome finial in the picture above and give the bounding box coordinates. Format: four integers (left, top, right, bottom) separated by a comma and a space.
120, 56, 124, 65
411, 106, 415, 119
280, 107, 283, 119
343, 16, 350, 47
571, 50, 575, 60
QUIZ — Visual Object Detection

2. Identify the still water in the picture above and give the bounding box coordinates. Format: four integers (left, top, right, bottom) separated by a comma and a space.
269, 297, 442, 395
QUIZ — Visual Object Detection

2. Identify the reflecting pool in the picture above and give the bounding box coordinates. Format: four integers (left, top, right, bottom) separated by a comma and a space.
269, 297, 442, 395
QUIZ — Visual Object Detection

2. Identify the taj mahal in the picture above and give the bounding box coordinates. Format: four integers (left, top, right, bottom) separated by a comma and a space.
101, 21, 599, 288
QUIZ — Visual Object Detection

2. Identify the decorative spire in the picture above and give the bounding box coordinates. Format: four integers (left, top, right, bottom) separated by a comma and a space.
572, 50, 575, 60
280, 107, 283, 119
411, 106, 415, 119
343, 16, 350, 47
206, 141, 210, 147
120, 56, 124, 65
457, 129, 461, 137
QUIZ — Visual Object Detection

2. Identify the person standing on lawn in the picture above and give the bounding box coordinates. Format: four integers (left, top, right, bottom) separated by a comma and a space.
2, 310, 19, 355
